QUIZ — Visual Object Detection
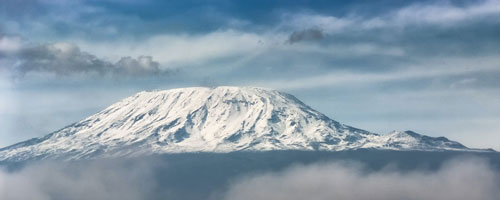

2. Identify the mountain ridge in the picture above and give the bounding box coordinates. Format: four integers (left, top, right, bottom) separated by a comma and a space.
0, 86, 492, 162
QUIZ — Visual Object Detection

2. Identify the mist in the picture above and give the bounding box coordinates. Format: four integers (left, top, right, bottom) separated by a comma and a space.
0, 152, 499, 200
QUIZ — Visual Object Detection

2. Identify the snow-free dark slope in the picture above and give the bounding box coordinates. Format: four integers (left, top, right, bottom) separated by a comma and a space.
0, 86, 485, 162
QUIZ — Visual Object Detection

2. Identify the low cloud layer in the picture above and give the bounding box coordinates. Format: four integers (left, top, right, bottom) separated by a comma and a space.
0, 157, 499, 200
0, 160, 155, 200
225, 157, 500, 200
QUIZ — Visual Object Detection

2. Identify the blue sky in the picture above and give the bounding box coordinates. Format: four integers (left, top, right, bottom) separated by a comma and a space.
0, 0, 499, 149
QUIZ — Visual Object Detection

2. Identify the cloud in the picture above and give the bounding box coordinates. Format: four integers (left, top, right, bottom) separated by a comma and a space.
287, 28, 325, 44
0, 35, 23, 55
254, 56, 500, 90
285, 0, 500, 31
2, 41, 167, 77
1, 156, 498, 200
76, 30, 274, 67
285, 14, 353, 33
60, 0, 500, 73
115, 56, 161, 76
393, 0, 500, 25
224, 157, 500, 200
15, 42, 112, 76
450, 78, 477, 89
0, 160, 155, 200
280, 0, 500, 58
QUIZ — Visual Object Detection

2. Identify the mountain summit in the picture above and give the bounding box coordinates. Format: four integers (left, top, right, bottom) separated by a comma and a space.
0, 86, 483, 161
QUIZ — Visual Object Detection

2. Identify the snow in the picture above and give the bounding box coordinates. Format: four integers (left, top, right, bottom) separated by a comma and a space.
0, 86, 482, 162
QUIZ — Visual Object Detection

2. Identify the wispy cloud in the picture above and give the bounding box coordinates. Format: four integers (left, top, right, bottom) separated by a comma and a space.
393, 0, 500, 25
284, 0, 500, 31
75, 30, 275, 67
253, 56, 500, 90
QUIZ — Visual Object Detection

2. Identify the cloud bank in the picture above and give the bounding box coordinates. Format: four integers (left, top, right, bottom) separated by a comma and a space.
0, 157, 499, 200
225, 157, 500, 200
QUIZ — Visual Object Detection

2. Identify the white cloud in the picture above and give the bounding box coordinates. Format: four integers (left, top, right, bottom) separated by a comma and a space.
283, 0, 500, 32
0, 68, 14, 118
394, 0, 500, 25
284, 14, 353, 33
0, 35, 22, 53
450, 78, 477, 89
0, 160, 154, 200
225, 157, 500, 200
66, 0, 500, 70
76, 30, 281, 67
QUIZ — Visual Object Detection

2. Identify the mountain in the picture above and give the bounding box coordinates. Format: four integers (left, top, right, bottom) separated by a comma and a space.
0, 86, 488, 162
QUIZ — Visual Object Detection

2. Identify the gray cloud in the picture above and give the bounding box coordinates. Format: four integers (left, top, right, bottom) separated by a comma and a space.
1, 41, 167, 77
287, 28, 325, 44
115, 55, 161, 76
225, 157, 500, 200
0, 160, 155, 200
17, 43, 112, 76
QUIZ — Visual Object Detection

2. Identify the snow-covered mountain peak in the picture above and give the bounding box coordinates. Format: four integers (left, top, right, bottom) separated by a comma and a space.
0, 86, 486, 162
374, 130, 468, 150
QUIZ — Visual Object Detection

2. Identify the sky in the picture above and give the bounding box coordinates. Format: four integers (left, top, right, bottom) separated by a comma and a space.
0, 0, 499, 150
